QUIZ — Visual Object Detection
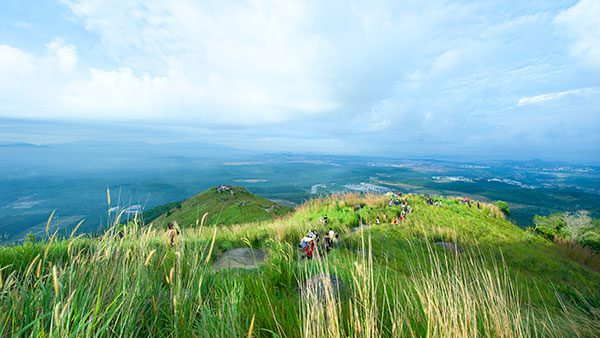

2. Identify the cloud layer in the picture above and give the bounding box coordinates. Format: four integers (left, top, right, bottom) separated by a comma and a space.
0, 0, 599, 161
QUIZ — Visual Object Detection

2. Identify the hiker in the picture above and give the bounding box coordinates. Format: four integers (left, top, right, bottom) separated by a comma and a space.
323, 228, 335, 253
476, 201, 481, 209
167, 222, 179, 247
329, 228, 338, 247
323, 215, 328, 225
389, 193, 397, 206
300, 236, 314, 259
391, 217, 398, 225
301, 236, 309, 256
307, 238, 315, 259
426, 196, 434, 205
299, 237, 307, 249
375, 216, 381, 225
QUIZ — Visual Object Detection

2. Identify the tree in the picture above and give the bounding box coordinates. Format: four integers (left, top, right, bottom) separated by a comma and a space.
562, 210, 592, 240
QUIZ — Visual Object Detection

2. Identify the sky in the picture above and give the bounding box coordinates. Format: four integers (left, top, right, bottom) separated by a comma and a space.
0, 0, 599, 162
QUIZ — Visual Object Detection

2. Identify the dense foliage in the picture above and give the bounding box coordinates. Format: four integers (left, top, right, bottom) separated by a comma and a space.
494, 200, 510, 216
534, 211, 600, 253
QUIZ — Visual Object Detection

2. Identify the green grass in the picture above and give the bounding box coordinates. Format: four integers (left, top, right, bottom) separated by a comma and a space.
146, 185, 292, 228
1, 192, 599, 337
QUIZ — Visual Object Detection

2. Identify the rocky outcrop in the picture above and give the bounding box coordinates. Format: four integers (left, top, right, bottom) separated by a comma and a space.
300, 273, 346, 301
217, 185, 234, 194
213, 248, 267, 270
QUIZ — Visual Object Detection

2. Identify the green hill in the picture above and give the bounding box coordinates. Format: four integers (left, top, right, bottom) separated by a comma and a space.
144, 185, 292, 227
1, 192, 599, 337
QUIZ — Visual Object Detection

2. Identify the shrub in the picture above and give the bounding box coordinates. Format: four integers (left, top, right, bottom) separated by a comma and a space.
534, 214, 560, 240
495, 200, 510, 216
579, 231, 600, 253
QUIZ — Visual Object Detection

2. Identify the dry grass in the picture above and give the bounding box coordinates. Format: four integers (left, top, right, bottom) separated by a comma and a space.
554, 237, 600, 272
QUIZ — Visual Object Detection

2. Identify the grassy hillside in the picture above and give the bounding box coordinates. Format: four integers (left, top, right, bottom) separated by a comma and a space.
145, 185, 292, 227
0, 192, 599, 337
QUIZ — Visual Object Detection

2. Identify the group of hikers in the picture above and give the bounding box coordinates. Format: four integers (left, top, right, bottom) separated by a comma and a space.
166, 192, 491, 260
388, 191, 406, 206
426, 195, 443, 207
384, 192, 413, 224
460, 196, 481, 209
166, 193, 486, 251
166, 191, 469, 260
299, 193, 417, 258
299, 221, 339, 259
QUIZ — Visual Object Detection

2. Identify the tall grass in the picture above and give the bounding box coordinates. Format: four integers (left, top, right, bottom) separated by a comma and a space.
299, 232, 599, 337
0, 216, 245, 337
1, 194, 599, 337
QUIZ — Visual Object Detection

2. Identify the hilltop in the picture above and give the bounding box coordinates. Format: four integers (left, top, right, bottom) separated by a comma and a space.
0, 190, 599, 337
144, 185, 292, 227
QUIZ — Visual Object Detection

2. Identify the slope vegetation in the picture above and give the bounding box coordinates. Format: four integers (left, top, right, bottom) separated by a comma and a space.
145, 185, 291, 227
0, 191, 599, 337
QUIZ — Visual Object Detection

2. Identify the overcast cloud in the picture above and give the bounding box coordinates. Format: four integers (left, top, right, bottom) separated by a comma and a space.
0, 0, 598, 161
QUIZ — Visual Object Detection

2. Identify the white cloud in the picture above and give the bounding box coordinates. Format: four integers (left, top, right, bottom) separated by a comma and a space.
0, 38, 78, 76
54, 0, 342, 123
0, 0, 598, 159
431, 49, 462, 74
45, 39, 78, 72
517, 88, 597, 106
62, 67, 181, 119
0, 39, 78, 109
359, 99, 394, 132
4, 1, 486, 126
0, 44, 35, 74
555, 0, 600, 69
48, 0, 483, 125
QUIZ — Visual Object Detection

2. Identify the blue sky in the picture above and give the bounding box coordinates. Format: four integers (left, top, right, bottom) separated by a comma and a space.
0, 0, 599, 162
